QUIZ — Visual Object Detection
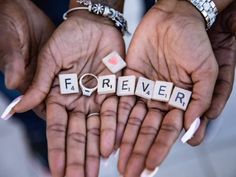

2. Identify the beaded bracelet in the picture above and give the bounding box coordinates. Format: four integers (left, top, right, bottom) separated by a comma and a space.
63, 0, 130, 35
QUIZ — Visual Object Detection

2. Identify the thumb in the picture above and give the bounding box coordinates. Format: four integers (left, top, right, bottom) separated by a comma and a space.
184, 61, 218, 130
14, 47, 59, 113
0, 27, 26, 89
3, 50, 26, 89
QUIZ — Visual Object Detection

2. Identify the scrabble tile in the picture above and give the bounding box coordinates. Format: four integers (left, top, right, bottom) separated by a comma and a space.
152, 81, 174, 102
168, 87, 192, 110
135, 77, 155, 100
117, 75, 136, 96
98, 75, 116, 95
59, 74, 79, 94
102, 51, 126, 73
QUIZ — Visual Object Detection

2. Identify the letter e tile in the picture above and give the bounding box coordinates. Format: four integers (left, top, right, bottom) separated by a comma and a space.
117, 76, 136, 96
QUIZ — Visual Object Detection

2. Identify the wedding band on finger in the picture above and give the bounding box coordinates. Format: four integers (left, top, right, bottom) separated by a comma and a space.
79, 73, 98, 96
87, 113, 100, 118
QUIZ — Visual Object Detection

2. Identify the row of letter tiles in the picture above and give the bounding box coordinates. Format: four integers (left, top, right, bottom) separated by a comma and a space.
59, 74, 79, 94
59, 73, 192, 111
102, 51, 127, 74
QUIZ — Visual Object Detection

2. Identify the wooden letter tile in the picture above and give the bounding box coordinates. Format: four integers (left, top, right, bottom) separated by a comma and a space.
98, 75, 116, 95
117, 75, 136, 96
59, 74, 79, 94
168, 87, 192, 110
152, 81, 173, 102
135, 77, 155, 100
102, 51, 126, 73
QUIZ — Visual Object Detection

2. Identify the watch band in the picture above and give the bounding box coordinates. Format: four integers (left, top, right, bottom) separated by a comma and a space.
188, 0, 218, 30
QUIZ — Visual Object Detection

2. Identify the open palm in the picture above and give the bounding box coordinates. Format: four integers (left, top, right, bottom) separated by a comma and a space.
15, 12, 125, 177
117, 2, 218, 177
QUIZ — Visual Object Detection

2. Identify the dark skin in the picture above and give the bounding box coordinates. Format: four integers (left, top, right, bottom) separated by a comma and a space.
5, 0, 124, 176
117, 1, 236, 177
0, 0, 54, 117
9, 0, 235, 177
15, 10, 125, 177
190, 0, 236, 145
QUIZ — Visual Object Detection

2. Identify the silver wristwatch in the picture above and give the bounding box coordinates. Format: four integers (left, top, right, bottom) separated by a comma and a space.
188, 0, 218, 30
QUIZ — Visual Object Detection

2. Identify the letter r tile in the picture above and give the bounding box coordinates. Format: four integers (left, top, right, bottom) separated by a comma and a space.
98, 75, 116, 95
59, 73, 79, 94
169, 87, 192, 110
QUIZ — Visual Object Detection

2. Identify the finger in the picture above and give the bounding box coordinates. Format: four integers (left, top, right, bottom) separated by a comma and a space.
118, 101, 147, 174
124, 108, 163, 177
46, 101, 68, 177
146, 109, 183, 170
115, 96, 136, 149
185, 61, 218, 129
14, 45, 60, 113
100, 96, 118, 157
188, 117, 209, 146
66, 111, 86, 177
86, 114, 100, 177
204, 57, 236, 120
0, 27, 25, 89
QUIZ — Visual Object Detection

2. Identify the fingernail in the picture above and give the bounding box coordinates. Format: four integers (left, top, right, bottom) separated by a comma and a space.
113, 148, 120, 158
141, 167, 159, 177
181, 117, 201, 143
119, 174, 123, 177
101, 157, 109, 167
1, 96, 23, 120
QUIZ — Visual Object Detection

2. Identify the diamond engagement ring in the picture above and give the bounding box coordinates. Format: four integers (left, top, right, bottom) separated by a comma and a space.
79, 73, 98, 96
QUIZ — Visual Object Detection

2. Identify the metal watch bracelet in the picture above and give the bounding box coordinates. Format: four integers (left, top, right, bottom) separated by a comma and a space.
188, 0, 218, 30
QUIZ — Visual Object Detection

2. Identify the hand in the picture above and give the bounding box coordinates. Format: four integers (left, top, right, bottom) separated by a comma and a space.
188, 1, 236, 145
0, 0, 54, 118
15, 12, 125, 177
0, 0, 54, 92
116, 1, 219, 176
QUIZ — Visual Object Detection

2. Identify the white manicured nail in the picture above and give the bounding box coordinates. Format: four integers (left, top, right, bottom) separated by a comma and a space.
1, 96, 23, 120
113, 148, 120, 158
181, 117, 201, 143
141, 167, 159, 177
101, 157, 109, 167
119, 174, 123, 177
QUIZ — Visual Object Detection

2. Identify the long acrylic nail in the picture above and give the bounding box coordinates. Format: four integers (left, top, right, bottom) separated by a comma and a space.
1, 96, 23, 120
181, 117, 201, 143
101, 157, 109, 167
113, 148, 120, 158
141, 167, 159, 177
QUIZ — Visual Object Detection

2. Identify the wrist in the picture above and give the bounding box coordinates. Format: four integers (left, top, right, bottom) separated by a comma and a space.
64, 0, 129, 35
66, 10, 115, 27
212, 0, 234, 12
69, 0, 124, 12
